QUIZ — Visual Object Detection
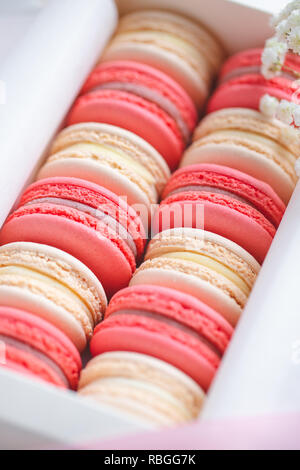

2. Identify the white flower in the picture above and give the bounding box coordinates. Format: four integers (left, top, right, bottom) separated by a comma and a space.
293, 103, 300, 126
280, 125, 300, 147
259, 94, 279, 117
287, 25, 300, 54
272, 1, 300, 27
276, 99, 295, 124
261, 38, 287, 78
276, 19, 289, 41
286, 8, 300, 29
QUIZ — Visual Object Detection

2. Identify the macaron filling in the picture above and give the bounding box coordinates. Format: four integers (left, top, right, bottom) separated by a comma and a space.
107, 309, 222, 358
0, 334, 70, 387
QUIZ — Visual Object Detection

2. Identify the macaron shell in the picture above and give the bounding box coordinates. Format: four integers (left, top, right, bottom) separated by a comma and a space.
80, 60, 198, 135
0, 284, 87, 351
90, 319, 217, 391
0, 307, 81, 389
147, 227, 260, 278
79, 351, 205, 421
219, 48, 300, 83
0, 207, 134, 298
67, 89, 183, 171
101, 41, 208, 109
49, 122, 170, 195
163, 164, 286, 227
130, 266, 241, 326
181, 139, 295, 204
37, 157, 152, 230
4, 344, 70, 388
153, 192, 274, 263
207, 75, 298, 113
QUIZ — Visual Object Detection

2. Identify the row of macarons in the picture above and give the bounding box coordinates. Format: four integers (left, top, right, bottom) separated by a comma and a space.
0, 9, 228, 427
1, 9, 299, 427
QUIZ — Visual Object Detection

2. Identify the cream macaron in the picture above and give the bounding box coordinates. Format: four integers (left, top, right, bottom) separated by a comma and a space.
37, 123, 170, 229
130, 228, 260, 326
101, 10, 225, 108
181, 108, 299, 204
78, 351, 205, 427
0, 242, 107, 351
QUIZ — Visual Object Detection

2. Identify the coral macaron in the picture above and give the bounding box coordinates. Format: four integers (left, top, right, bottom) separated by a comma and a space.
67, 61, 197, 170
90, 285, 233, 390
153, 165, 276, 263
0, 242, 106, 351
162, 164, 285, 228
0, 178, 145, 298
0, 307, 81, 389
131, 228, 260, 326
219, 48, 300, 84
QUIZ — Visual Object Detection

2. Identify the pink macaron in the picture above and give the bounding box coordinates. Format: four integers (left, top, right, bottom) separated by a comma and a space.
219, 48, 300, 84
207, 48, 300, 112
153, 164, 280, 263
0, 177, 146, 297
207, 75, 300, 113
90, 285, 233, 391
67, 61, 198, 170
0, 306, 82, 389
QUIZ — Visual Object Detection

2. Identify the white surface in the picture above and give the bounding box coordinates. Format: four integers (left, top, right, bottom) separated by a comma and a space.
231, 0, 286, 14
202, 180, 300, 419
0, 0, 117, 227
0, 369, 148, 450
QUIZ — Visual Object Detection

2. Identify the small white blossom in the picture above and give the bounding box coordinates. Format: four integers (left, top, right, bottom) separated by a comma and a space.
276, 19, 289, 41
259, 94, 279, 118
272, 1, 300, 27
276, 99, 295, 124
280, 125, 300, 147
261, 37, 287, 78
293, 103, 300, 126
287, 25, 300, 54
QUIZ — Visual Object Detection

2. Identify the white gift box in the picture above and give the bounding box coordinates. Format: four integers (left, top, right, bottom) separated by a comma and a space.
0, 0, 299, 450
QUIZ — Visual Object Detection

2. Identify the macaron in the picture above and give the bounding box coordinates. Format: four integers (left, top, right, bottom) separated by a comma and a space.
181, 108, 298, 204
90, 285, 233, 390
0, 178, 145, 298
37, 123, 170, 224
67, 61, 197, 170
130, 228, 260, 326
0, 242, 106, 351
0, 306, 81, 389
162, 164, 286, 228
219, 48, 300, 84
152, 190, 274, 264
207, 75, 300, 113
101, 10, 225, 108
78, 352, 205, 427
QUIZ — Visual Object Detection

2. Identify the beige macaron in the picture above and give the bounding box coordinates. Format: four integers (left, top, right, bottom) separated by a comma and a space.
79, 351, 205, 427
130, 228, 260, 326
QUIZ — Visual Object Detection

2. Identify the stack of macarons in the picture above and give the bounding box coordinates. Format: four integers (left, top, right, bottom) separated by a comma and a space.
0, 9, 225, 405
77, 45, 300, 426
0, 241, 107, 389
